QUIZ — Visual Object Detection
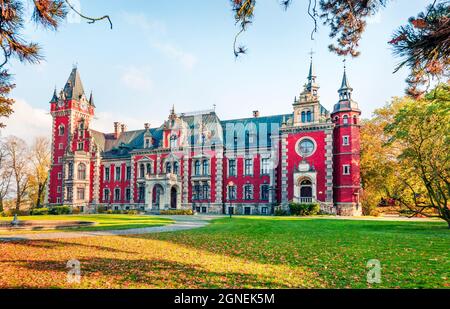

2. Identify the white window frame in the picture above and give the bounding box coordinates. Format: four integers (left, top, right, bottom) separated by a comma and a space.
343, 135, 350, 146
343, 164, 351, 175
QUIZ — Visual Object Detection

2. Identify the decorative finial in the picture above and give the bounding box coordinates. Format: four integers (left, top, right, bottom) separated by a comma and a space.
343, 58, 347, 71
308, 49, 315, 60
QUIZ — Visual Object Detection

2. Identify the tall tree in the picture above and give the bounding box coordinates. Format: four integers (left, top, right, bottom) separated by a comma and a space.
28, 137, 50, 208
360, 99, 405, 215
385, 84, 450, 227
0, 138, 12, 211
3, 135, 30, 211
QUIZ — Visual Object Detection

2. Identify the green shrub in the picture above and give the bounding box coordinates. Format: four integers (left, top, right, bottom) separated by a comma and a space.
160, 209, 193, 215
2, 209, 30, 216
97, 206, 108, 214
49, 206, 71, 215
71, 207, 81, 215
289, 202, 320, 216
125, 210, 139, 215
31, 208, 49, 216
274, 208, 288, 216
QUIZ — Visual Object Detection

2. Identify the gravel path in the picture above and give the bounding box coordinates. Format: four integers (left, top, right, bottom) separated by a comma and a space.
0, 215, 215, 242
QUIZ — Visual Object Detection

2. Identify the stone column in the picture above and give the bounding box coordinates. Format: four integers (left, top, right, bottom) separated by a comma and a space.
280, 133, 288, 207
325, 129, 334, 203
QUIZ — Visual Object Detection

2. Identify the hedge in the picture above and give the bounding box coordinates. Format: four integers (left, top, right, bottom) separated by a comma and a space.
160, 209, 193, 215
289, 202, 320, 216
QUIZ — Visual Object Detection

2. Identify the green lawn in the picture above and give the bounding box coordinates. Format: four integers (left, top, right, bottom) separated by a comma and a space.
144, 216, 450, 288
0, 214, 173, 234
0, 216, 448, 288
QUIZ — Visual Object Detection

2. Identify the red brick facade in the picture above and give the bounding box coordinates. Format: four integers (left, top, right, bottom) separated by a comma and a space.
47, 62, 361, 215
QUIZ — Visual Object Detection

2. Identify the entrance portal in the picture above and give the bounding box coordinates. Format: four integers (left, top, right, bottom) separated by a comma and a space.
152, 184, 164, 209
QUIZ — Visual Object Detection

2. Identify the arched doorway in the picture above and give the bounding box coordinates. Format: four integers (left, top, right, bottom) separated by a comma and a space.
300, 179, 313, 203
170, 187, 177, 209
152, 184, 164, 209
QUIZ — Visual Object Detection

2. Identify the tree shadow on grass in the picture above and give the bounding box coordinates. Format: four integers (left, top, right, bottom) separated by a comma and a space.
0, 239, 136, 254
5, 257, 313, 289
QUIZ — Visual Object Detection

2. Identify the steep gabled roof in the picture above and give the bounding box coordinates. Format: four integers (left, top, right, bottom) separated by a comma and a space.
63, 67, 85, 101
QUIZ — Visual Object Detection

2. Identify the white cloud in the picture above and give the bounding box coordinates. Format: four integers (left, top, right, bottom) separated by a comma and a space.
121, 12, 167, 36
121, 12, 197, 70
153, 42, 197, 70
120, 66, 153, 92
0, 99, 51, 144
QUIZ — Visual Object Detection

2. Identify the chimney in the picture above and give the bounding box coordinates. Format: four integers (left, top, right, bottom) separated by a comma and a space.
253, 110, 260, 118
144, 123, 150, 130
114, 122, 120, 138
121, 124, 127, 133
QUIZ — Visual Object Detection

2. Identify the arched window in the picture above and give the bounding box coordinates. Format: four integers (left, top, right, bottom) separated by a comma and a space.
353, 115, 358, 124
140, 163, 145, 178
202, 160, 209, 175
306, 111, 312, 122
146, 163, 152, 175
77, 163, 86, 180
334, 116, 339, 123
173, 162, 179, 175
301, 111, 306, 123
194, 160, 201, 176
166, 162, 172, 173
58, 125, 65, 136
343, 115, 349, 125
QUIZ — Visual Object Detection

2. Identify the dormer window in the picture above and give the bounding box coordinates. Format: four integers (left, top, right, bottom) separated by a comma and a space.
170, 135, 178, 148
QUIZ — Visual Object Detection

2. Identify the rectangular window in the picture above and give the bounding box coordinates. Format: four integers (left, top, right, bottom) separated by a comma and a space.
78, 142, 84, 151
228, 159, 236, 176
126, 166, 131, 180
138, 185, 145, 201
114, 188, 121, 201
228, 186, 237, 200
125, 188, 131, 201
261, 185, 269, 201
59, 143, 63, 150
261, 207, 268, 214
202, 184, 210, 200
58, 157, 62, 164
343, 136, 350, 146
56, 197, 61, 204
104, 167, 110, 181
103, 189, 110, 201
261, 158, 270, 175
193, 184, 201, 200
77, 187, 85, 200
343, 164, 351, 175
57, 186, 61, 193
244, 185, 253, 200
58, 172, 62, 180
244, 159, 253, 175
67, 187, 73, 201
115, 166, 121, 181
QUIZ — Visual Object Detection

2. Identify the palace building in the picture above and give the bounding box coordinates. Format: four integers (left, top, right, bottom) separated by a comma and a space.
47, 59, 362, 216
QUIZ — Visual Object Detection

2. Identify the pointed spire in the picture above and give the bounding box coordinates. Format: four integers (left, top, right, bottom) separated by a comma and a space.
89, 91, 95, 107
50, 87, 58, 103
63, 67, 85, 101
333, 60, 360, 114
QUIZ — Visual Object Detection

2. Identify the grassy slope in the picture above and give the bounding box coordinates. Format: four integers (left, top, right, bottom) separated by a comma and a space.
0, 216, 448, 288
0, 215, 173, 234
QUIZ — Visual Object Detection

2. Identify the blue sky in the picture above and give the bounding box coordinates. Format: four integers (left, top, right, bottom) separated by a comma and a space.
2, 0, 430, 141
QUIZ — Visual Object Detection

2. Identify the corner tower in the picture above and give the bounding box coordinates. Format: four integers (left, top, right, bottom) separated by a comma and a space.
331, 65, 362, 215
48, 67, 95, 207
